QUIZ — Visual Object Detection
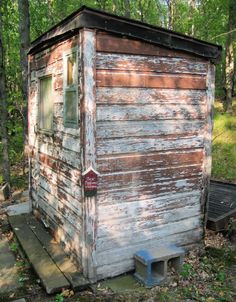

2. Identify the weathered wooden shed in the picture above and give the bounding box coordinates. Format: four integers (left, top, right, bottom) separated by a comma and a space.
28, 6, 222, 282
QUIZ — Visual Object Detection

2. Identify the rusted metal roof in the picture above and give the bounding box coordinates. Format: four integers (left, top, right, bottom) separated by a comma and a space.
29, 5, 222, 62
207, 180, 236, 231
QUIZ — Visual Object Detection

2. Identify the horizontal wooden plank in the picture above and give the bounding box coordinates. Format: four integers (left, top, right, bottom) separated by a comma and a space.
97, 104, 206, 121
98, 191, 201, 223
96, 215, 200, 251
39, 142, 80, 168
39, 152, 81, 184
97, 178, 202, 204
98, 165, 202, 191
61, 135, 80, 153
31, 190, 82, 256
97, 135, 204, 155
96, 33, 202, 60
95, 228, 202, 279
98, 204, 200, 238
96, 53, 207, 74
39, 164, 82, 200
31, 177, 81, 221
96, 87, 206, 105
9, 215, 70, 294
97, 120, 205, 139
98, 150, 203, 173
31, 184, 82, 233
98, 199, 200, 238
97, 71, 206, 89
32, 172, 82, 216
31, 36, 80, 70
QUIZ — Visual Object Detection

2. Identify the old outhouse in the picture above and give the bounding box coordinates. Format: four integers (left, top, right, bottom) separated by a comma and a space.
28, 6, 222, 282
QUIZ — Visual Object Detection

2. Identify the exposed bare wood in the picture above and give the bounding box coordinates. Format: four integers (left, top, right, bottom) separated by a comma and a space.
97, 178, 202, 205
97, 120, 205, 138
97, 216, 201, 252
28, 35, 83, 267
97, 71, 206, 89
97, 104, 206, 121
94, 37, 208, 280
96, 87, 206, 105
80, 29, 97, 281
97, 135, 204, 155
98, 165, 202, 190
98, 191, 201, 222
96, 32, 204, 60
96, 53, 207, 74
201, 63, 215, 229
98, 150, 203, 173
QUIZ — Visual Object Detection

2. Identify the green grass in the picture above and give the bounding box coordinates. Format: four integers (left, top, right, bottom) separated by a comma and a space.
212, 99, 236, 182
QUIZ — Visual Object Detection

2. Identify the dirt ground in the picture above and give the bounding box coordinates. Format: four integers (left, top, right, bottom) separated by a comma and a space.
0, 195, 235, 302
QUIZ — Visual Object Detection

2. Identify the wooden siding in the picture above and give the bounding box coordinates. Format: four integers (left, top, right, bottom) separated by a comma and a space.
96, 32, 207, 60
28, 35, 82, 265
80, 29, 97, 281
95, 33, 208, 279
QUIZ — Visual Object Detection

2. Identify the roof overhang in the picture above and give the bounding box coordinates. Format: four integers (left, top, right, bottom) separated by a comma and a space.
29, 6, 222, 62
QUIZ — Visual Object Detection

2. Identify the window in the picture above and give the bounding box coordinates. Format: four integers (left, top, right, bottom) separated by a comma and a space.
63, 47, 79, 128
39, 76, 53, 132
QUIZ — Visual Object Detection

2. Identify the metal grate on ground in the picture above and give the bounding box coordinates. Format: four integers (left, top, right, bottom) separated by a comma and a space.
207, 180, 236, 231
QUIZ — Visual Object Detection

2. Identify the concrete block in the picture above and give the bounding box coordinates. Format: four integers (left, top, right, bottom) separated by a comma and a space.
7, 201, 32, 216
134, 245, 185, 287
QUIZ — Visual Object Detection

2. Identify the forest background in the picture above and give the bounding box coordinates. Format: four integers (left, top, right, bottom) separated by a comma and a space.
0, 0, 235, 188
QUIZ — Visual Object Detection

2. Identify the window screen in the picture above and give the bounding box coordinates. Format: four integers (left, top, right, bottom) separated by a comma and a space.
39, 76, 53, 131
64, 48, 79, 128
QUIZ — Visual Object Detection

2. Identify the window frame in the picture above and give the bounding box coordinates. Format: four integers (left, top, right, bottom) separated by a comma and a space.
63, 46, 79, 129
38, 74, 54, 134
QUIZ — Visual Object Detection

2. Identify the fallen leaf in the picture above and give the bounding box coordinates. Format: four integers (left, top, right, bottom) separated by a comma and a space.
62, 289, 74, 297
206, 297, 217, 302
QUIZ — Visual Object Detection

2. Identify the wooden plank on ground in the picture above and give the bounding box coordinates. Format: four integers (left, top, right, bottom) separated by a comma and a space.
8, 215, 70, 294
25, 215, 89, 290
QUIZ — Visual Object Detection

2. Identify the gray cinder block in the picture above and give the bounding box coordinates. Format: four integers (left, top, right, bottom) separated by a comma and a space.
134, 245, 185, 287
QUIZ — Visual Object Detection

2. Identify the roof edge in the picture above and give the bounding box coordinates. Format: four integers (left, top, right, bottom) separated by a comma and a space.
29, 5, 222, 62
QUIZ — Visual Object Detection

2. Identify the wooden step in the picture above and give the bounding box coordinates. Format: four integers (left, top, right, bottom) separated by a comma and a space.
24, 215, 89, 290
8, 214, 89, 294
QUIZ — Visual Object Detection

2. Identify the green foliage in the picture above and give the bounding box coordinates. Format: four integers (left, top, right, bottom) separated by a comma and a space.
55, 293, 64, 302
216, 271, 225, 282
10, 242, 18, 252
212, 99, 236, 182
180, 263, 195, 279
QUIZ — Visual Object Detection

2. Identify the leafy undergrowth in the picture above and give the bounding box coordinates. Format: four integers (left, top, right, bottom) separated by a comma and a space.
53, 231, 236, 302
212, 99, 236, 183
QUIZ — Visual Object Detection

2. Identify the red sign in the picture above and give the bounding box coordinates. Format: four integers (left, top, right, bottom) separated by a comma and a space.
82, 167, 99, 197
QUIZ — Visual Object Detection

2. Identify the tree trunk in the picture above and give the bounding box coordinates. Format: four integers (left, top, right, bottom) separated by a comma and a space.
188, 0, 196, 36
224, 0, 236, 113
167, 0, 175, 30
0, 1, 10, 183
124, 0, 131, 18
18, 0, 30, 148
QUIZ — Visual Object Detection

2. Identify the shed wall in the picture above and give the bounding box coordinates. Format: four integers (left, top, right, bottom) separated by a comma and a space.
28, 35, 82, 263
95, 32, 210, 279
